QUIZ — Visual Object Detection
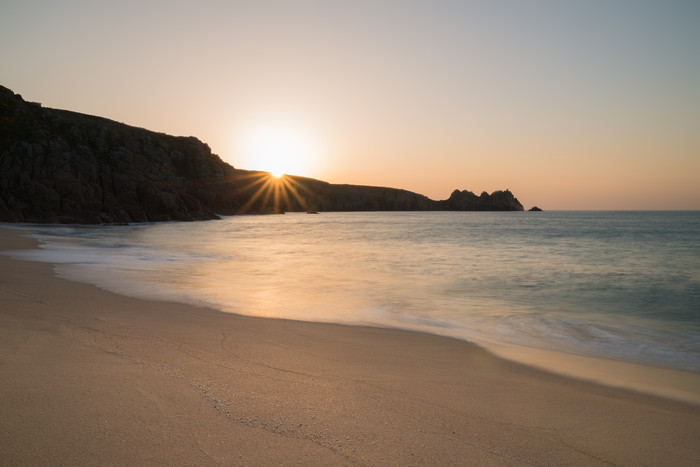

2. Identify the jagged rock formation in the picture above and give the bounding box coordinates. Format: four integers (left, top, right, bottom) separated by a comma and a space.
1, 85, 523, 224
444, 189, 523, 211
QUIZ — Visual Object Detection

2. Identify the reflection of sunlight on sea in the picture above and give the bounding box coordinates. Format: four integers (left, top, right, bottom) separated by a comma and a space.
6, 211, 700, 376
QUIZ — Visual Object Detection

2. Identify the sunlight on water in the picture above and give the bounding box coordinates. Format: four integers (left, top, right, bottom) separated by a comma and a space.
7, 211, 700, 377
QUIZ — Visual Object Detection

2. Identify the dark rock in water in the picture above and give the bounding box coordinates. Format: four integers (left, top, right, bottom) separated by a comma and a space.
529, 206, 543, 211
444, 189, 523, 211
0, 85, 526, 223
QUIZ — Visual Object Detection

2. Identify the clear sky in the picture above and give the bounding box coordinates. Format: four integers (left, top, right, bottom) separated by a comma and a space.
2, 0, 698, 209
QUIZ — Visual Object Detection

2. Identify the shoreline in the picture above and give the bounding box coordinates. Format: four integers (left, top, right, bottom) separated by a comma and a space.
2, 226, 699, 465
6, 222, 700, 406
481, 339, 700, 406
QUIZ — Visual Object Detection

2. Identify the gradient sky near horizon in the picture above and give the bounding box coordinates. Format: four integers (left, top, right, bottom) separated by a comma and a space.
2, 0, 698, 209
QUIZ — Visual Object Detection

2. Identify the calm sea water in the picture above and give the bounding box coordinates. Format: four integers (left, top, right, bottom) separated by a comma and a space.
6, 211, 700, 373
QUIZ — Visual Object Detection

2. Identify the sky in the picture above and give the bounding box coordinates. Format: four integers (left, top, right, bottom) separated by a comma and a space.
2, 0, 698, 209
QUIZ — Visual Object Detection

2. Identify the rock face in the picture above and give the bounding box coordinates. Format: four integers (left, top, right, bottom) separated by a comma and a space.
1, 85, 524, 224
0, 86, 238, 223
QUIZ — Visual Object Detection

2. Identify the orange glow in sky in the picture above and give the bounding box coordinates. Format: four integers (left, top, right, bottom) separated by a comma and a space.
1, 0, 698, 209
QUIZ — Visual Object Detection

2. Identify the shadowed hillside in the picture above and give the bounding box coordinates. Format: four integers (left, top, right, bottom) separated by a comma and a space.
1, 85, 523, 224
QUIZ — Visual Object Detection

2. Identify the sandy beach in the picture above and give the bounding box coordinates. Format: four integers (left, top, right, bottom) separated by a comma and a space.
1, 227, 699, 466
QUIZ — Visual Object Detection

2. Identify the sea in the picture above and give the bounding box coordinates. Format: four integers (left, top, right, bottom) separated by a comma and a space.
4, 211, 700, 396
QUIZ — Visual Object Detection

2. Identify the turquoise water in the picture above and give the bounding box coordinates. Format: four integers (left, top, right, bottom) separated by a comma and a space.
6, 211, 700, 373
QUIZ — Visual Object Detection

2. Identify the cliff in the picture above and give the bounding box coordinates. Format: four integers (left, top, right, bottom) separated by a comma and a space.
0, 85, 523, 223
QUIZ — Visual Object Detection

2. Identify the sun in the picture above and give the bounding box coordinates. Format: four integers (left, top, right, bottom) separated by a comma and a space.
238, 124, 319, 178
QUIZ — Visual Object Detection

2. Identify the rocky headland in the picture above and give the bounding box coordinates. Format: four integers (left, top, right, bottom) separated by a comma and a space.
1, 85, 523, 224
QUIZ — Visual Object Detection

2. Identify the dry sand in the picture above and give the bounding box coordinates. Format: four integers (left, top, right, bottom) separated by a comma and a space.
1, 227, 699, 466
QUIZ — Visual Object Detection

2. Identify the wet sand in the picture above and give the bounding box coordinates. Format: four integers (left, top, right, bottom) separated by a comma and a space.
1, 227, 699, 465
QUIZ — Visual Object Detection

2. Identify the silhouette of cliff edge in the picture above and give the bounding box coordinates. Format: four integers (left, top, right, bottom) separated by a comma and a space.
1, 86, 524, 223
